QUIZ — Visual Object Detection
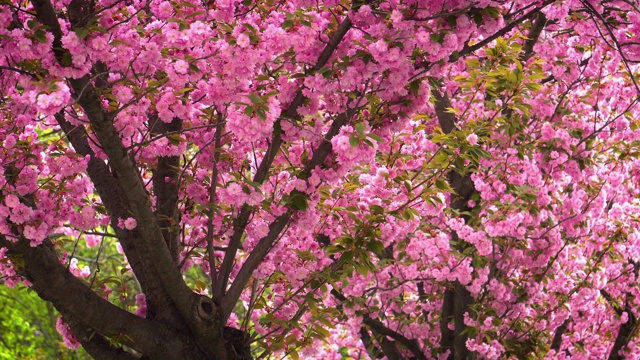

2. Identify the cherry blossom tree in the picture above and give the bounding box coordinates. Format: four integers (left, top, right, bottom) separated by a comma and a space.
2, 0, 640, 358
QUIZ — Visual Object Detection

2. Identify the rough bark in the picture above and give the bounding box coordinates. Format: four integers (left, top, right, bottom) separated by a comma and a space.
550, 319, 569, 352
151, 116, 183, 265
30, 0, 232, 356
0, 235, 204, 359
55, 112, 189, 333
432, 81, 476, 360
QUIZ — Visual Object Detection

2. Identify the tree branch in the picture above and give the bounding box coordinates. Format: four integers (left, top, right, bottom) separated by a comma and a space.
451, 1, 555, 62
64, 315, 139, 360
0, 236, 203, 359
221, 109, 352, 321
208, 112, 225, 295
550, 319, 569, 352
603, 291, 639, 360
430, 78, 476, 360
221, 212, 293, 321
151, 116, 183, 265
71, 73, 212, 349
363, 317, 427, 360
214, 14, 353, 301
330, 289, 427, 359
359, 327, 384, 359
520, 12, 547, 62
31, 0, 216, 353
377, 335, 404, 360
55, 112, 187, 331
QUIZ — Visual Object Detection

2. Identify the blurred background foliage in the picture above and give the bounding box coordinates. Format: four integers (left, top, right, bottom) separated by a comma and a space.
0, 284, 89, 359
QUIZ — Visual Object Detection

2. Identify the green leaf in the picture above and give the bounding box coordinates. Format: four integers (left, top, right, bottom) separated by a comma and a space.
290, 350, 300, 360
195, 279, 207, 290
367, 133, 383, 143
355, 263, 368, 276
355, 122, 366, 135
366, 240, 385, 254
483, 7, 502, 19
62, 51, 73, 67
314, 325, 331, 339
349, 135, 360, 147
34, 29, 47, 43
402, 208, 414, 220
370, 204, 384, 214
248, 93, 262, 104
432, 152, 449, 165
176, 87, 194, 94
524, 82, 542, 92
316, 66, 334, 77
408, 79, 421, 95
282, 19, 294, 29
436, 179, 449, 190
290, 190, 308, 211
74, 27, 89, 39
446, 15, 457, 28
403, 180, 412, 194
474, 12, 483, 26
339, 250, 354, 264
256, 107, 267, 121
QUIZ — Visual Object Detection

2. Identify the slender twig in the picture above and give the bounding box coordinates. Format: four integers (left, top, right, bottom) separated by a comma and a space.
207, 111, 225, 295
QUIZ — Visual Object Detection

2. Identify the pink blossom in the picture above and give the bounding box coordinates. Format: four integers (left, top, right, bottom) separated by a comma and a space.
56, 317, 81, 349
466, 133, 478, 145
174, 60, 189, 74
4, 194, 19, 208
124, 217, 137, 230
236, 33, 250, 48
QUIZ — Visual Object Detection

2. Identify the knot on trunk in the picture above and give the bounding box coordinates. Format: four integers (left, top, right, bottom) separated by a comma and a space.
195, 295, 217, 323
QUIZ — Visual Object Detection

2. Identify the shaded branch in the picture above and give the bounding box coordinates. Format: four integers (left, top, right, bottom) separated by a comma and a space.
550, 319, 570, 352
221, 109, 353, 321
331, 289, 427, 360
430, 78, 457, 134
439, 285, 456, 355
221, 212, 293, 321
609, 310, 638, 360
520, 12, 547, 61
214, 14, 353, 302
64, 315, 139, 360
451, 0, 555, 62
363, 317, 427, 360
69, 44, 194, 335
360, 327, 384, 359
0, 236, 202, 359
430, 79, 475, 360
56, 112, 187, 331
602, 290, 639, 360
30, 0, 211, 353
208, 112, 226, 295
151, 116, 183, 265
377, 335, 404, 360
